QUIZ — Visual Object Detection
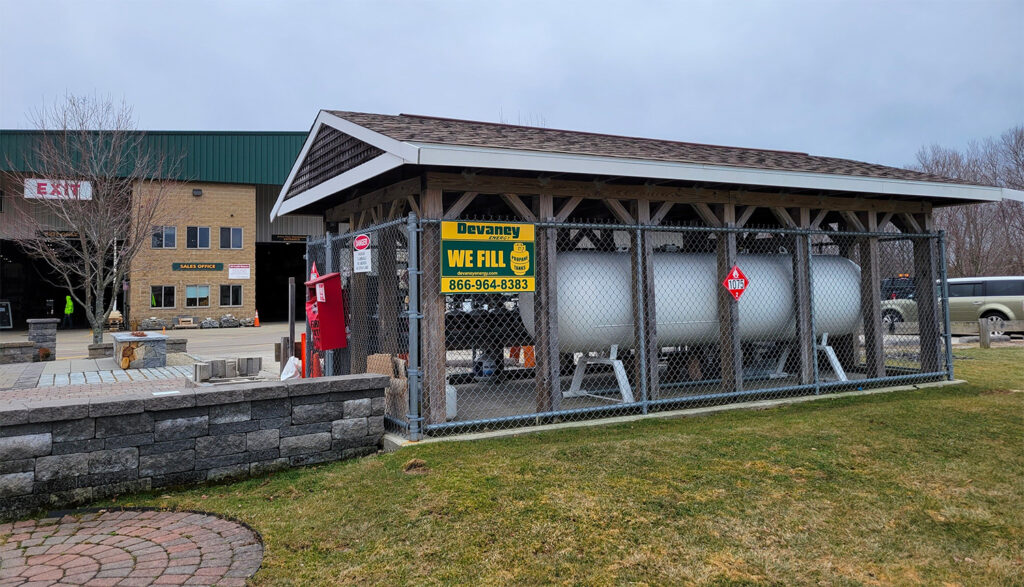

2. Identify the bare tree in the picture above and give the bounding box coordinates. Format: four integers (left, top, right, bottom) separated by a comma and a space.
4, 95, 183, 343
911, 125, 1024, 277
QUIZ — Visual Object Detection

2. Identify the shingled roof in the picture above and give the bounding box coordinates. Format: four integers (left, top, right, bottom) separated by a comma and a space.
328, 110, 967, 186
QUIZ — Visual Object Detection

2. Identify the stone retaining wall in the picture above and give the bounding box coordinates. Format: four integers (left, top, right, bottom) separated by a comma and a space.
0, 374, 388, 519
0, 342, 36, 365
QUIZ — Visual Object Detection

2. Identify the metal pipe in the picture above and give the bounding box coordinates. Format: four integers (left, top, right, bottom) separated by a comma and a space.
406, 212, 423, 441
421, 370, 942, 434
287, 276, 295, 367
423, 371, 949, 433
938, 231, 955, 380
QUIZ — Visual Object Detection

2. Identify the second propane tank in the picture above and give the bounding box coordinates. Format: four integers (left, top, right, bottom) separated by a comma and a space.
518, 251, 861, 352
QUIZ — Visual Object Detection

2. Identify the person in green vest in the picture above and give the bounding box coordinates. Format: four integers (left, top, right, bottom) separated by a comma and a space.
61, 295, 74, 329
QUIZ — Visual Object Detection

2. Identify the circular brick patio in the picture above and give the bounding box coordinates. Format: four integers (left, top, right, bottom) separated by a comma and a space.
0, 509, 262, 586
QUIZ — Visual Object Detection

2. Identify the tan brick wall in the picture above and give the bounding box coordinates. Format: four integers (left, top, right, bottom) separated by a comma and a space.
129, 182, 258, 325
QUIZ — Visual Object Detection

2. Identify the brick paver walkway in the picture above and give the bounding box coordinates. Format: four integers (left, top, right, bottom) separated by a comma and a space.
0, 510, 262, 586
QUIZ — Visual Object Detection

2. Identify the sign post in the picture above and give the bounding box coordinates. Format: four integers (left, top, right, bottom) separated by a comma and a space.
440, 221, 535, 293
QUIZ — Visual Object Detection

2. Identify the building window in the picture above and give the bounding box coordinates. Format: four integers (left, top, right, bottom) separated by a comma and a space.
185, 285, 210, 308
186, 226, 210, 249
220, 227, 243, 249
219, 284, 242, 307
152, 226, 176, 248
150, 286, 175, 309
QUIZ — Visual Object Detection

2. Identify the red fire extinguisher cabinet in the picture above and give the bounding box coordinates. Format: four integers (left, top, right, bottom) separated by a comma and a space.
304, 272, 347, 351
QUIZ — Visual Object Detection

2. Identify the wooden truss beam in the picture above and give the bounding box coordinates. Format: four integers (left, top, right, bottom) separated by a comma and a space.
425, 172, 932, 214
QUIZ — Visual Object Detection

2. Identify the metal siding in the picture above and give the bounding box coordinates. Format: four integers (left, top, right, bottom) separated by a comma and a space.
255, 184, 323, 242
0, 131, 307, 185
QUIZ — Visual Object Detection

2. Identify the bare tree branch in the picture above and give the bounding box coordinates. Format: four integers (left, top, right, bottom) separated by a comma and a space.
3, 94, 188, 343
910, 125, 1024, 277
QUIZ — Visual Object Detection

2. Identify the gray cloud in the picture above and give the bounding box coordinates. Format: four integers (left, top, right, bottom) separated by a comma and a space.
1, 0, 1021, 167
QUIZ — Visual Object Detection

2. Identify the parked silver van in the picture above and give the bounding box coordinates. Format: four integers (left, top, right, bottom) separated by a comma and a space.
881, 276, 1024, 335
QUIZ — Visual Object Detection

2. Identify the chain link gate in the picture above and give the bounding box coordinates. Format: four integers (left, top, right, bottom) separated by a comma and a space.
309, 216, 951, 439
306, 217, 415, 434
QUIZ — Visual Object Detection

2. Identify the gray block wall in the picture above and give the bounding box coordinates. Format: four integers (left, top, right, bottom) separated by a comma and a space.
0, 374, 387, 520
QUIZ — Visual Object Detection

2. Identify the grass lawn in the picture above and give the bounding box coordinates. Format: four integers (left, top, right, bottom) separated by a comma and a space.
109, 347, 1023, 585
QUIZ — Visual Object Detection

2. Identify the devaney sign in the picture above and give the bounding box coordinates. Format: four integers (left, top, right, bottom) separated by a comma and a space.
24, 179, 93, 200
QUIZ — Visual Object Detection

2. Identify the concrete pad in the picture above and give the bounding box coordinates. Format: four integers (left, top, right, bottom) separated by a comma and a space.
41, 361, 72, 375
68, 359, 97, 372
98, 371, 115, 383
96, 357, 119, 370
54, 373, 70, 386
84, 372, 101, 384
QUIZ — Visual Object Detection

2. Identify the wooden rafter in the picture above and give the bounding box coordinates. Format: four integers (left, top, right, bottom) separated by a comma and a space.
500, 193, 537, 222
443, 191, 478, 220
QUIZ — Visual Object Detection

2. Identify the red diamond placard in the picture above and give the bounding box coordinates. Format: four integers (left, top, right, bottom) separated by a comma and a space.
723, 265, 749, 301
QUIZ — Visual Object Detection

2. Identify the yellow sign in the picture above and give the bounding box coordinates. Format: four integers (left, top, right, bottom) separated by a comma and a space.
440, 221, 535, 293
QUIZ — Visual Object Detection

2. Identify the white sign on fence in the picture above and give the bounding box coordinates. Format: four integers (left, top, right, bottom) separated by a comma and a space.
352, 233, 372, 274
228, 264, 251, 279
23, 179, 93, 200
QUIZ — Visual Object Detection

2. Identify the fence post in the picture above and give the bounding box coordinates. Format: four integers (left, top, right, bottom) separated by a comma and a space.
938, 231, 954, 379
633, 224, 649, 413
859, 212, 885, 378
420, 188, 447, 426
791, 211, 814, 385
406, 212, 423, 441
717, 206, 743, 391
807, 232, 821, 394
324, 232, 334, 376
914, 232, 942, 372
534, 196, 561, 413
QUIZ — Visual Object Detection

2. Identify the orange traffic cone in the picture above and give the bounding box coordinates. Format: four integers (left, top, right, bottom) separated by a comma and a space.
311, 352, 323, 377
254, 310, 261, 327
162, 326, 166, 334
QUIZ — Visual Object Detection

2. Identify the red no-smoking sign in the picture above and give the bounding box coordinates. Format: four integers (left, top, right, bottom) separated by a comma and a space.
722, 265, 749, 301
353, 234, 370, 250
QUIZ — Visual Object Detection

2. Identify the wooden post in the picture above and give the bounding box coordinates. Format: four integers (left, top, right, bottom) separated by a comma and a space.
534, 194, 561, 412
978, 318, 991, 349
633, 200, 659, 399
859, 212, 885, 378
717, 204, 743, 391
420, 186, 447, 425
791, 208, 814, 384
833, 234, 860, 370
914, 224, 942, 371
377, 229, 400, 355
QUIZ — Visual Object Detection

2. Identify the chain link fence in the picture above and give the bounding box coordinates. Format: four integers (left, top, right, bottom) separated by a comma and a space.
308, 215, 951, 439
306, 218, 413, 433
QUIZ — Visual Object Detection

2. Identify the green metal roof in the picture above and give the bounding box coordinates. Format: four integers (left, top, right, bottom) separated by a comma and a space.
0, 130, 307, 185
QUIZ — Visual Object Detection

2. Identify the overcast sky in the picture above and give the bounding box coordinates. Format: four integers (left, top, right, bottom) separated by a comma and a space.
1, 0, 1021, 168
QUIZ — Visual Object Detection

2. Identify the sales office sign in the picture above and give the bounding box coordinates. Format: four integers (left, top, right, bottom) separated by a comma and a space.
24, 179, 93, 200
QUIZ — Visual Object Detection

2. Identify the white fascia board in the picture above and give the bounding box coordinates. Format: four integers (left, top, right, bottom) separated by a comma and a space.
1002, 188, 1024, 202
319, 111, 420, 163
274, 153, 405, 217
271, 114, 326, 221
270, 111, 420, 221
412, 143, 1005, 203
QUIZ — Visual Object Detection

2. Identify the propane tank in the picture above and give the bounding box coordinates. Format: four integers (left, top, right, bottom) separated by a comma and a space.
519, 251, 861, 352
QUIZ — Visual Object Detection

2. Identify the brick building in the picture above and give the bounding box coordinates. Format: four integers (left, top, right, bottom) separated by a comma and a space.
0, 131, 320, 329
